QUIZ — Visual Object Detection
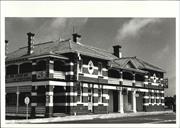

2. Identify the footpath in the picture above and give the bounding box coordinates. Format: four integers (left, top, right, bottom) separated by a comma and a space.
6, 110, 173, 124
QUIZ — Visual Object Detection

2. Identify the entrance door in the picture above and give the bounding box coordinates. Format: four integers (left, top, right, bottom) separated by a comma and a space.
88, 87, 93, 112
136, 92, 144, 111
113, 91, 118, 112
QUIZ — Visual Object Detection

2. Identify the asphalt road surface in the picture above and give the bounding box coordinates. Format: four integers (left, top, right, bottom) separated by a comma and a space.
52, 113, 176, 124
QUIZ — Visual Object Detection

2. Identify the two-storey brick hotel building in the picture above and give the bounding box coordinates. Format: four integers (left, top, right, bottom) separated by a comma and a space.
5, 32, 168, 118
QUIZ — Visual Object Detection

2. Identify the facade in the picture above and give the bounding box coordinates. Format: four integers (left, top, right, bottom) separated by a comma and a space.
5, 32, 168, 118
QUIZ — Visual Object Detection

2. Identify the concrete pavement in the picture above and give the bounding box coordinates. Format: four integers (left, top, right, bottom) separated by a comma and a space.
6, 110, 174, 124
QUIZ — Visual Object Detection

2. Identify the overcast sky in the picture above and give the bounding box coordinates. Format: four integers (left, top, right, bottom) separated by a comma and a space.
5, 18, 176, 96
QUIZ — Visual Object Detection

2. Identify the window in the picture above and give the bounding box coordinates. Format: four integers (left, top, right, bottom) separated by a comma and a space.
77, 82, 83, 102
151, 92, 154, 103
128, 91, 132, 104
123, 72, 133, 80
19, 63, 32, 73
79, 59, 83, 72
88, 87, 92, 102
36, 60, 46, 71
54, 60, 67, 72
135, 74, 145, 81
6, 65, 18, 75
98, 85, 103, 103
149, 92, 152, 103
6, 93, 17, 106
154, 92, 157, 103
108, 69, 120, 78
98, 62, 102, 75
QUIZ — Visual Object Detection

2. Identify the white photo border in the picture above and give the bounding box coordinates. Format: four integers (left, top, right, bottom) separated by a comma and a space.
1, 1, 179, 128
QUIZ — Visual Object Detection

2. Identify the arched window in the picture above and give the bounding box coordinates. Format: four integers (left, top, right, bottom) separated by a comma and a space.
6, 65, 18, 75
108, 69, 120, 78
19, 62, 32, 73
36, 60, 46, 71
135, 74, 145, 81
123, 71, 133, 80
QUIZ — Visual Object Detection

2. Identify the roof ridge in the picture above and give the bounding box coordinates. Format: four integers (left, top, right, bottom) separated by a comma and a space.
80, 43, 113, 54
137, 58, 165, 71
113, 56, 135, 60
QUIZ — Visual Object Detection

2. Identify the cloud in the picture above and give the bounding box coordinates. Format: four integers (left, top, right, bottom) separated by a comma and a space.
116, 18, 160, 41
35, 18, 88, 42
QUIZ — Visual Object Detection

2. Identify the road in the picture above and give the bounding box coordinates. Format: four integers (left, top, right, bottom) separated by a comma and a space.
51, 113, 176, 124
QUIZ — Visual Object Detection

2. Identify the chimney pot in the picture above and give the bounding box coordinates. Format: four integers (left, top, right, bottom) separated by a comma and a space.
72, 33, 81, 43
5, 40, 8, 56
27, 32, 35, 54
113, 45, 122, 58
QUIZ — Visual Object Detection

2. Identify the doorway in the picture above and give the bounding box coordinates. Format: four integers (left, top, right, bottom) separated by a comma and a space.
113, 91, 119, 112
108, 90, 119, 113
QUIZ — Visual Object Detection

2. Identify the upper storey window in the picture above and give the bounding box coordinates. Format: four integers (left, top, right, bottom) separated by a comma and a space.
108, 69, 119, 78
54, 60, 67, 72
6, 65, 18, 75
123, 72, 133, 80
19, 62, 32, 73
35, 60, 46, 71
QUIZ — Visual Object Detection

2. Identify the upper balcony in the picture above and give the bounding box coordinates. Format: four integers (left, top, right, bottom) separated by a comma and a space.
6, 63, 32, 83
6, 59, 68, 82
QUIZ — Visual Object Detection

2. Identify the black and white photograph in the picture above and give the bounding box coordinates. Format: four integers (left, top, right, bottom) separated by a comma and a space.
1, 1, 179, 128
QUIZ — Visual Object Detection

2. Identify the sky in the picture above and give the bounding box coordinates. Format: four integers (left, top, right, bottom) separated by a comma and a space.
5, 18, 176, 96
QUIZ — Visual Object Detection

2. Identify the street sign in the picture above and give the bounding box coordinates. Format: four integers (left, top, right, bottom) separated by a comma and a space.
24, 97, 30, 120
24, 97, 30, 105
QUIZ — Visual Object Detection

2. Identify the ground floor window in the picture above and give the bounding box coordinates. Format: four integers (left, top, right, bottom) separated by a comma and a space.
98, 85, 103, 103
6, 93, 16, 106
37, 95, 46, 106
77, 82, 83, 102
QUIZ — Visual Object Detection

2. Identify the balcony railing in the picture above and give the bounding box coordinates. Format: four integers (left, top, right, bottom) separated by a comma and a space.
6, 73, 32, 83
108, 77, 119, 84
53, 71, 65, 79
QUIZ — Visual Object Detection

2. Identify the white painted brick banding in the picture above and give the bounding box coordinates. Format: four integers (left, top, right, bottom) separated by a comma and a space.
120, 78, 123, 82
82, 93, 89, 96
144, 82, 148, 84
49, 60, 54, 64
160, 91, 164, 93
144, 96, 149, 99
31, 92, 37, 96
103, 76, 108, 79
46, 103, 53, 107
46, 92, 53, 95
32, 62, 36, 65
49, 69, 54, 74
102, 68, 108, 71
103, 85, 116, 90
31, 103, 37, 106
65, 71, 74, 75
93, 93, 98, 97
143, 103, 149, 106
93, 84, 98, 88
151, 83, 159, 86
138, 89, 149, 92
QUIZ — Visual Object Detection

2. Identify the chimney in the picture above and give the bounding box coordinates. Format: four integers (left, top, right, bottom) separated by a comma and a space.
113, 45, 122, 58
27, 32, 35, 54
72, 33, 81, 43
5, 40, 8, 56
